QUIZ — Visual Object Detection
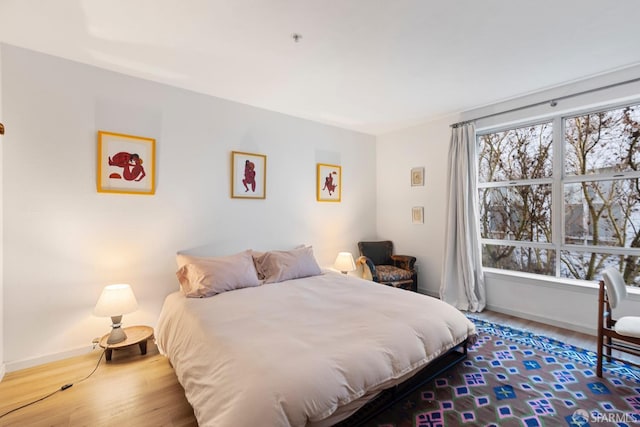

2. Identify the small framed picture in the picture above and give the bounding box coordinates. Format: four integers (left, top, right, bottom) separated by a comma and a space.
97, 131, 155, 195
412, 206, 424, 224
231, 151, 267, 199
411, 167, 424, 187
317, 163, 341, 202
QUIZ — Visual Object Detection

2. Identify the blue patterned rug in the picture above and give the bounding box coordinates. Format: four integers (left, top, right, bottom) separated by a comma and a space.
470, 317, 640, 383
368, 317, 640, 426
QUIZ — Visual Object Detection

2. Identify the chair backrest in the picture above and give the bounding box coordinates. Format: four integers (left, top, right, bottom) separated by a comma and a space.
358, 241, 393, 266
602, 267, 628, 309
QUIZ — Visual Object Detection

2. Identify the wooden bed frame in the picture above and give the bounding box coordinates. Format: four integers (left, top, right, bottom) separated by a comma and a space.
337, 337, 472, 426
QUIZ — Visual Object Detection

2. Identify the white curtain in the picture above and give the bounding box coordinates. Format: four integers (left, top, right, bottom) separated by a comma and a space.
440, 123, 486, 312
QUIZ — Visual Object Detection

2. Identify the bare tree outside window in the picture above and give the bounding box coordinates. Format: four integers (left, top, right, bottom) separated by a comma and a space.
477, 104, 640, 286
563, 105, 640, 284
478, 123, 554, 275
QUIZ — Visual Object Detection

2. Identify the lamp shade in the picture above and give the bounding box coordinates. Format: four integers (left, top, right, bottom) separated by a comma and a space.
94, 284, 138, 317
334, 252, 356, 273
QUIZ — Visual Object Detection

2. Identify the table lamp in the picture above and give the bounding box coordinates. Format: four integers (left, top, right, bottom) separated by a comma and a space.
94, 284, 139, 344
334, 252, 356, 274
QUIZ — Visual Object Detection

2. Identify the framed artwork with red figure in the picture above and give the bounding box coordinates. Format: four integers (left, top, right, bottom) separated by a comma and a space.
97, 131, 156, 195
317, 163, 341, 202
231, 151, 266, 199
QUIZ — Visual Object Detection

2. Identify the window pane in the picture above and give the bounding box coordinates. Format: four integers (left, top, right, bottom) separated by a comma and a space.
483, 244, 555, 275
564, 104, 640, 176
564, 179, 640, 248
560, 250, 640, 285
479, 185, 552, 242
478, 122, 553, 183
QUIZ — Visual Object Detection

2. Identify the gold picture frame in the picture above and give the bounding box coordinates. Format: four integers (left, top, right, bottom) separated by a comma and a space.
97, 131, 155, 195
412, 206, 424, 224
317, 163, 341, 202
231, 151, 267, 199
411, 167, 424, 186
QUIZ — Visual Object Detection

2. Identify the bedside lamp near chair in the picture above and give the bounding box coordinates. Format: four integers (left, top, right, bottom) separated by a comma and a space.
334, 252, 356, 275
94, 283, 139, 345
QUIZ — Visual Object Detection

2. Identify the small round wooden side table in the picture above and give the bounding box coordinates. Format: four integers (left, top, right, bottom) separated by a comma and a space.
99, 325, 154, 361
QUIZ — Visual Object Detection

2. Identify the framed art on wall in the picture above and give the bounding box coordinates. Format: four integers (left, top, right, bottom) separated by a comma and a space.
317, 163, 341, 202
97, 131, 155, 195
412, 206, 424, 224
231, 151, 267, 199
411, 167, 424, 186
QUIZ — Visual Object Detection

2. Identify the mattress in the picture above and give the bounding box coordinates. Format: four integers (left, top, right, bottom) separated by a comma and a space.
156, 271, 475, 426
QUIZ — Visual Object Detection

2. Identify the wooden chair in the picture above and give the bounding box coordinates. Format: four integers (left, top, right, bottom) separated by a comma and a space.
596, 267, 640, 377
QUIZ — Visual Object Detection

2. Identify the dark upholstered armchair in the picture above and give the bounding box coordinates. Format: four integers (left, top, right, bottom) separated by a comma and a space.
357, 241, 417, 292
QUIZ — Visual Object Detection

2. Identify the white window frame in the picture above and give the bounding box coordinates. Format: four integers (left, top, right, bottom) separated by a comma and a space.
477, 100, 640, 280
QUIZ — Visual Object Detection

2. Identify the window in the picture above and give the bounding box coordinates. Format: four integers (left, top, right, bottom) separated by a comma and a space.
477, 103, 640, 285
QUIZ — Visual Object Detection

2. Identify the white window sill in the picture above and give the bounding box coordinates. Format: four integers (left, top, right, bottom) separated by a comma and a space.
483, 267, 640, 300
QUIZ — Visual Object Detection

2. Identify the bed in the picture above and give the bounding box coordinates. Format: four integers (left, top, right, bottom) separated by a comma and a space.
156, 247, 476, 426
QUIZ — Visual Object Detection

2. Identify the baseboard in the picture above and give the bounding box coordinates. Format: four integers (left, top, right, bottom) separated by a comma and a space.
418, 287, 596, 337
0, 363, 5, 382
420, 288, 439, 298
5, 344, 94, 373
485, 303, 596, 337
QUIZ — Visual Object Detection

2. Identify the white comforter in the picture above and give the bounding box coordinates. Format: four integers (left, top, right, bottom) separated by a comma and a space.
156, 272, 475, 427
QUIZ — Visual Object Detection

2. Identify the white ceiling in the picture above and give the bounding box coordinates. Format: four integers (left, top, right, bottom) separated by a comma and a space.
1, 0, 640, 135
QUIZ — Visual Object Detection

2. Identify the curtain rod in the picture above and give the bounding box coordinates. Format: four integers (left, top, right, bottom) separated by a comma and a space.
450, 76, 640, 128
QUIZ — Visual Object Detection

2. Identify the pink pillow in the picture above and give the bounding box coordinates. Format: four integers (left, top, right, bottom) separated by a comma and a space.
176, 250, 261, 297
255, 246, 322, 284
250, 250, 266, 280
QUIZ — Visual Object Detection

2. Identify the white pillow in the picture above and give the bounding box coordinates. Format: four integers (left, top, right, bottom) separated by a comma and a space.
254, 246, 322, 284
176, 250, 261, 297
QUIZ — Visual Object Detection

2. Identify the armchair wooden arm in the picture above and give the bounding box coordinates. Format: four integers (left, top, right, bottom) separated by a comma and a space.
357, 256, 378, 282
391, 255, 416, 271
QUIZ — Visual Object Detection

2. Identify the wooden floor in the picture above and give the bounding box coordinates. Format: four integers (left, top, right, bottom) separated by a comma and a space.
0, 312, 614, 426
0, 344, 197, 427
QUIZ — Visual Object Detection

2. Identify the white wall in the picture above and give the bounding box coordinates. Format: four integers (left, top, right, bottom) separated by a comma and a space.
376, 113, 460, 296
1, 44, 377, 370
377, 65, 640, 336
0, 43, 4, 380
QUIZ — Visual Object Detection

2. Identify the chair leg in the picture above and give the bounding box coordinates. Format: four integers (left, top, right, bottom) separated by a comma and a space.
596, 280, 606, 378
597, 332, 604, 377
